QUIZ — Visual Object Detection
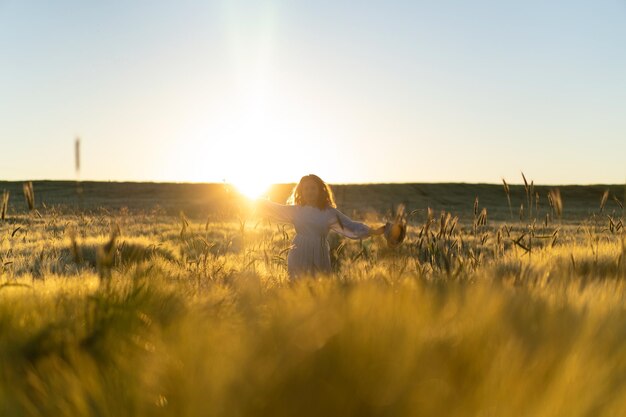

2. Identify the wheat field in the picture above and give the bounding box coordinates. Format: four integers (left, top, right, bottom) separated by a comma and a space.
1, 180, 625, 416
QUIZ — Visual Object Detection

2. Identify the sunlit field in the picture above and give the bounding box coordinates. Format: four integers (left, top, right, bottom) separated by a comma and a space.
1, 180, 626, 416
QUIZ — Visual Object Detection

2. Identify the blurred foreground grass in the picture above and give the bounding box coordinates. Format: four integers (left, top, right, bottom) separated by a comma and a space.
1, 181, 626, 416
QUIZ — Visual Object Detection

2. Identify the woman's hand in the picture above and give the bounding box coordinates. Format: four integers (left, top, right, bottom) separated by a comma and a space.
371, 225, 386, 236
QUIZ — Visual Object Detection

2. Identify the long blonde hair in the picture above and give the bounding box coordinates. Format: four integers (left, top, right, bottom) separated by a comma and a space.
288, 174, 336, 210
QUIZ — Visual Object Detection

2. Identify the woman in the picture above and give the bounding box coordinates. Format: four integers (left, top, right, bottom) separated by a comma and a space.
256, 174, 385, 279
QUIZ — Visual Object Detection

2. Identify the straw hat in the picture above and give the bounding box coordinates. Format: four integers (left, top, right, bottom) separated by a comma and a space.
384, 204, 407, 248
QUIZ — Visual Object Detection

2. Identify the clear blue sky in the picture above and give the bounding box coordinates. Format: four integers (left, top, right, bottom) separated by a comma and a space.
1, 0, 625, 187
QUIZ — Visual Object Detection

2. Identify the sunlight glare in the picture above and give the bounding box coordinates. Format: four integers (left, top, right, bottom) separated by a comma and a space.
233, 179, 270, 200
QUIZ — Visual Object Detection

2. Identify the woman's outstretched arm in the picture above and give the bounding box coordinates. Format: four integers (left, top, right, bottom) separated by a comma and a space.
330, 208, 385, 239
254, 199, 296, 224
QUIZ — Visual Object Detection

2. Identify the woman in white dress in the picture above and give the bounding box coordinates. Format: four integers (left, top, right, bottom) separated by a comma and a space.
256, 174, 385, 279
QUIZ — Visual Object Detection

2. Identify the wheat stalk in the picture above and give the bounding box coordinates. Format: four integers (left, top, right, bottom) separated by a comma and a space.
529, 180, 534, 221
97, 228, 119, 283
478, 208, 487, 227
521, 172, 531, 222
548, 189, 563, 218
1, 190, 9, 221
502, 179, 513, 219
535, 192, 540, 217
22, 182, 34, 211
473, 196, 479, 217
600, 190, 609, 212
68, 227, 83, 264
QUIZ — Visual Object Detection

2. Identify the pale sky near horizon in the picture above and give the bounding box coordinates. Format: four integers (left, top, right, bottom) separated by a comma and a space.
1, 1, 625, 190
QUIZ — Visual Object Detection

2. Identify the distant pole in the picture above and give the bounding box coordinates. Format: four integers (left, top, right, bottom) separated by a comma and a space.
75, 138, 80, 174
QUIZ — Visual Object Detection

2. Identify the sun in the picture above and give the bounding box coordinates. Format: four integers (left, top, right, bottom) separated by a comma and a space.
233, 179, 270, 200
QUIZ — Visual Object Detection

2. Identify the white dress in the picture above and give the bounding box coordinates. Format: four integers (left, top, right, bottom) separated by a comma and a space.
256, 200, 373, 279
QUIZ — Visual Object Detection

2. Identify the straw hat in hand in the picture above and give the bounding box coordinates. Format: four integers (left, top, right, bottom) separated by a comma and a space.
384, 205, 407, 248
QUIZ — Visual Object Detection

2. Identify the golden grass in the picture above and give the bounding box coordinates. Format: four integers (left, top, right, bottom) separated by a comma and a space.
0, 189, 625, 416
